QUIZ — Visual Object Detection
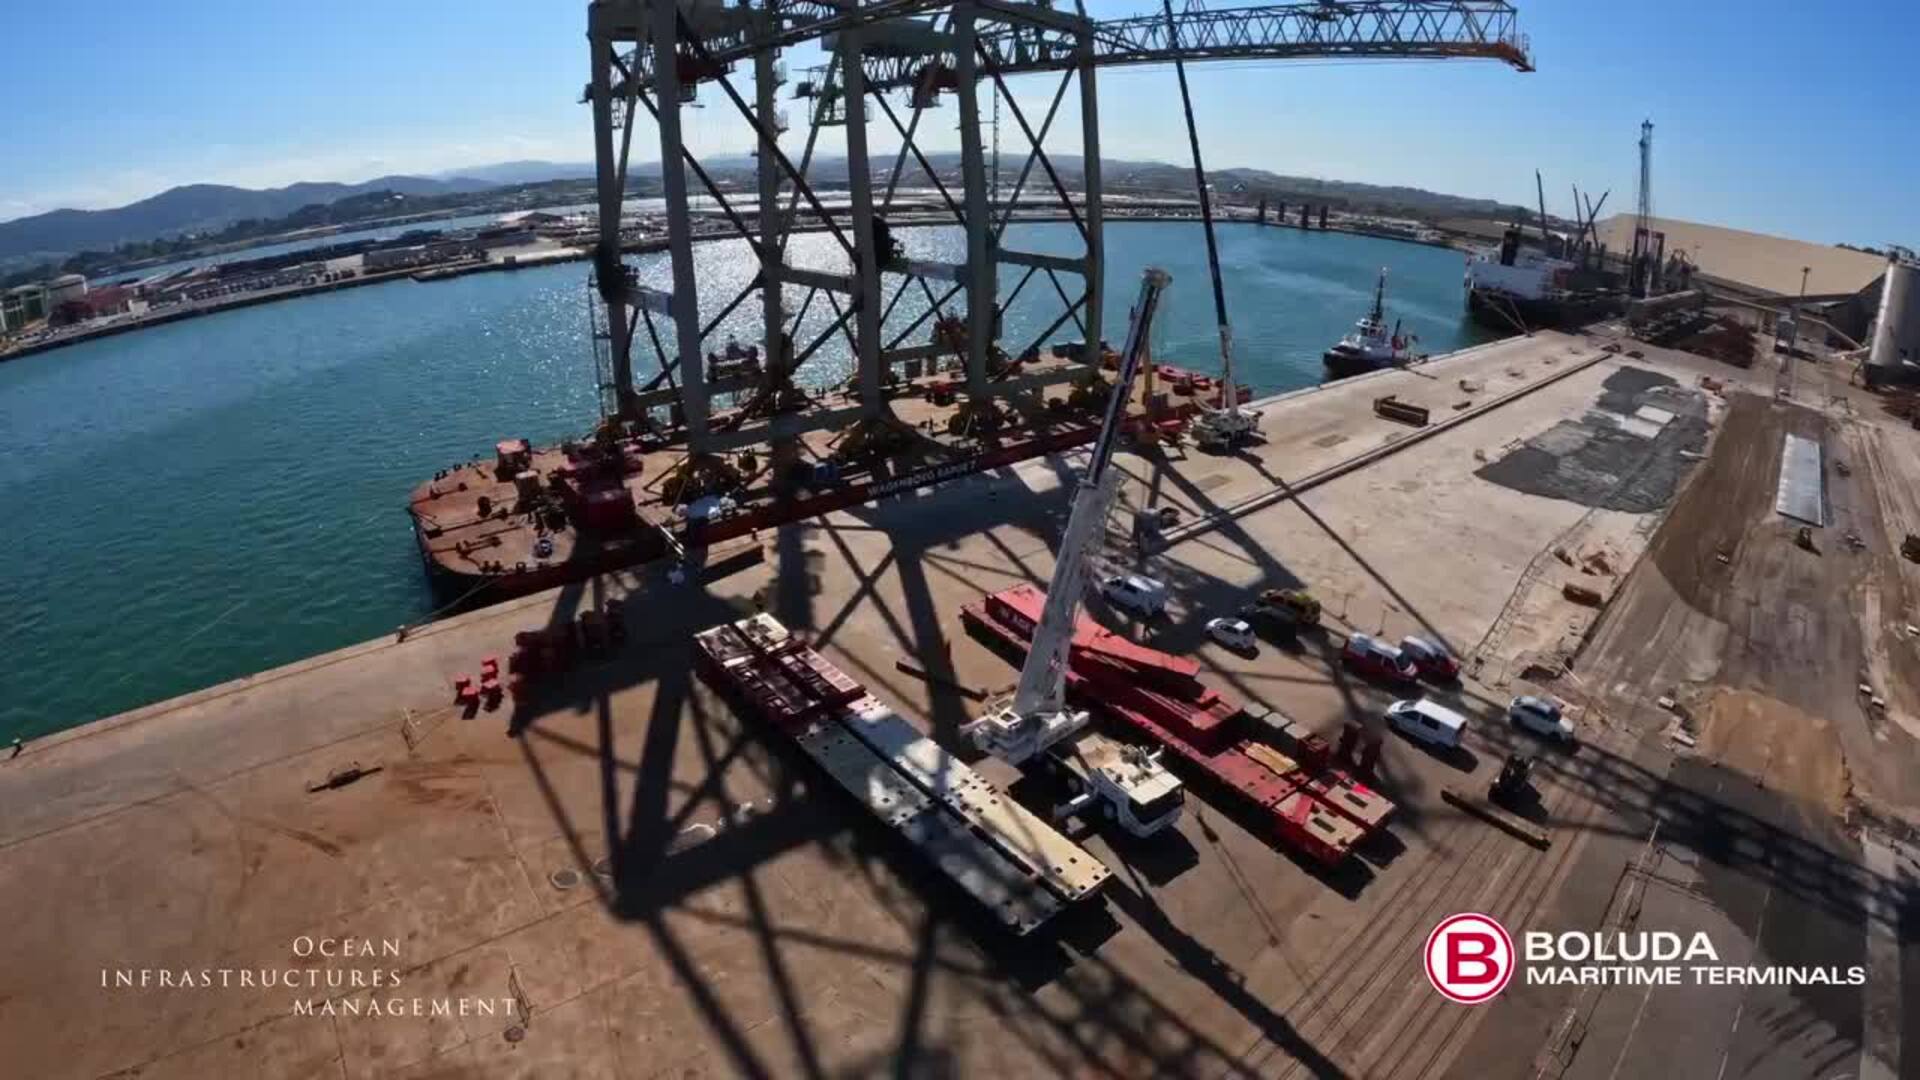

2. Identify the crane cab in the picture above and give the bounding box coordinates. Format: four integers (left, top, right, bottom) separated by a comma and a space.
1049, 732, 1185, 838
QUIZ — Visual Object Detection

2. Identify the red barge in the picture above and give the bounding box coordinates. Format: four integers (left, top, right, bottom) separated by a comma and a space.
406, 353, 1249, 607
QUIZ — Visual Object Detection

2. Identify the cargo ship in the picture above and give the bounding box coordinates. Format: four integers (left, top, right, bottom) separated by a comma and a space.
1465, 225, 1626, 334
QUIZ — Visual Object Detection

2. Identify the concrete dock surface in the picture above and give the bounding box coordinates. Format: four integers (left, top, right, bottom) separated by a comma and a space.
4, 328, 1917, 1079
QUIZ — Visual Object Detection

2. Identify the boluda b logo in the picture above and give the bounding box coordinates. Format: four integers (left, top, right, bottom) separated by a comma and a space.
1425, 913, 1514, 1004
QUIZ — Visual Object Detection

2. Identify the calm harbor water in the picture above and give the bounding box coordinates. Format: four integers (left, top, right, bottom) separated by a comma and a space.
0, 222, 1492, 739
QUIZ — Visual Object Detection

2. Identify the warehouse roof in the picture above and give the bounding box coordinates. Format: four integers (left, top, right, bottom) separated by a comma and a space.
1594, 214, 1887, 298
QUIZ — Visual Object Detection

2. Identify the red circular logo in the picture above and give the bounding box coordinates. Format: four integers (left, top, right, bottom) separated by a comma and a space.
1424, 913, 1514, 1004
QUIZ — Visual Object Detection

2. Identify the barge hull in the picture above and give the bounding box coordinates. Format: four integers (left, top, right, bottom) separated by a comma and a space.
1467, 287, 1624, 333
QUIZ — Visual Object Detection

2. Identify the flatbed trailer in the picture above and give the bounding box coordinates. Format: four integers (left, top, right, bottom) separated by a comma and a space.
694, 614, 1110, 934
985, 583, 1201, 687
1244, 742, 1393, 834
1095, 687, 1364, 865
961, 598, 1373, 866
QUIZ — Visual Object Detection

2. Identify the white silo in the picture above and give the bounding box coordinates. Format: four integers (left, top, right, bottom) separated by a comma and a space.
1869, 256, 1919, 383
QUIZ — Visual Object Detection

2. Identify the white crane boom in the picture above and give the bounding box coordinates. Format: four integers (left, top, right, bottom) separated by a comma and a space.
968, 267, 1171, 765
1015, 267, 1172, 715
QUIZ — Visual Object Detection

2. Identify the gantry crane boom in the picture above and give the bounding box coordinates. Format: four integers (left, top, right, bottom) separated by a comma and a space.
984, 0, 1533, 75
850, 1, 1532, 92
616, 2, 1533, 91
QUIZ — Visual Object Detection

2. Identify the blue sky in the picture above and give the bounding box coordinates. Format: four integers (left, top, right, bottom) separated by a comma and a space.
1, 0, 1912, 247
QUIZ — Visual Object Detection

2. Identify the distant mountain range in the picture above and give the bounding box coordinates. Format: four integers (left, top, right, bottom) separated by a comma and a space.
1, 155, 1525, 265
741, 152, 1527, 220
429, 160, 597, 186
0, 175, 498, 263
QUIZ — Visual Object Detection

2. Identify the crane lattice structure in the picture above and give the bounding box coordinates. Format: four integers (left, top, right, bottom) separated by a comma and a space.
1629, 117, 1657, 296
587, 0, 1531, 454
1634, 118, 1653, 236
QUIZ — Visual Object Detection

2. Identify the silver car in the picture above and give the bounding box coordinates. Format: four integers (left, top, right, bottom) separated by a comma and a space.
1507, 695, 1576, 745
1205, 617, 1257, 652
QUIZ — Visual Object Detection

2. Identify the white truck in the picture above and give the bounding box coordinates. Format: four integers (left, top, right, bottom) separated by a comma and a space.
1101, 573, 1168, 618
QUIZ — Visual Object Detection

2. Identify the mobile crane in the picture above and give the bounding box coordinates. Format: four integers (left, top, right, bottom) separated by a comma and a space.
962, 267, 1186, 839
1161, 0, 1261, 452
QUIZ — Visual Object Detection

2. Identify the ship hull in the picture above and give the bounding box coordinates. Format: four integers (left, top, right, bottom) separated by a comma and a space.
1322, 348, 1399, 381
1467, 287, 1624, 334
413, 524, 665, 608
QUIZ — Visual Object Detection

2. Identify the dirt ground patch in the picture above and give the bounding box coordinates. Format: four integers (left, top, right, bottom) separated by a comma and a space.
1580, 388, 1920, 817
1644, 393, 1799, 614
1855, 423, 1920, 747
1693, 687, 1851, 819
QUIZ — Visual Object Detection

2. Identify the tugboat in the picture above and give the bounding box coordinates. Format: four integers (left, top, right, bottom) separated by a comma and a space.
1323, 268, 1412, 379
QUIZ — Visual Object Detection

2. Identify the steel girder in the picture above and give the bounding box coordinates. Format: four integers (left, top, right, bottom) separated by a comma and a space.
857, 2, 1529, 88
600, 2, 1530, 91
1074, 2, 1530, 72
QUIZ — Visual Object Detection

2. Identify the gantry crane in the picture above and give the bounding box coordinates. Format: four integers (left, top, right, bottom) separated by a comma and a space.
963, 265, 1185, 838
584, 1, 1533, 455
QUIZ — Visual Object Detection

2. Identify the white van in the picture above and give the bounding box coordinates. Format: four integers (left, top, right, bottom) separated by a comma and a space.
1386, 698, 1467, 749
1101, 574, 1167, 617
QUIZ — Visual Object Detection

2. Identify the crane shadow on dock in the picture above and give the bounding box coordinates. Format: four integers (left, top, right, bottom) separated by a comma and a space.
1121, 449, 1451, 843
492, 462, 1369, 1076
496, 432, 1907, 1078
477, 426, 1911, 1079
769, 459, 1081, 747
485, 443, 1910, 1076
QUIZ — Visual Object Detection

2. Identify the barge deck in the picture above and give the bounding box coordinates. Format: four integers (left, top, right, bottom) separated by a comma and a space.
406, 352, 1244, 605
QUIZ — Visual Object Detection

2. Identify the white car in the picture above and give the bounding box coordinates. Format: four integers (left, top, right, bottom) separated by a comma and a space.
1387, 698, 1467, 749
1101, 574, 1167, 617
1508, 695, 1576, 745
1205, 617, 1257, 652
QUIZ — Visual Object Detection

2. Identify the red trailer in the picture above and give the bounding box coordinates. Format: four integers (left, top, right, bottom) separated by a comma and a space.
962, 588, 1394, 863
